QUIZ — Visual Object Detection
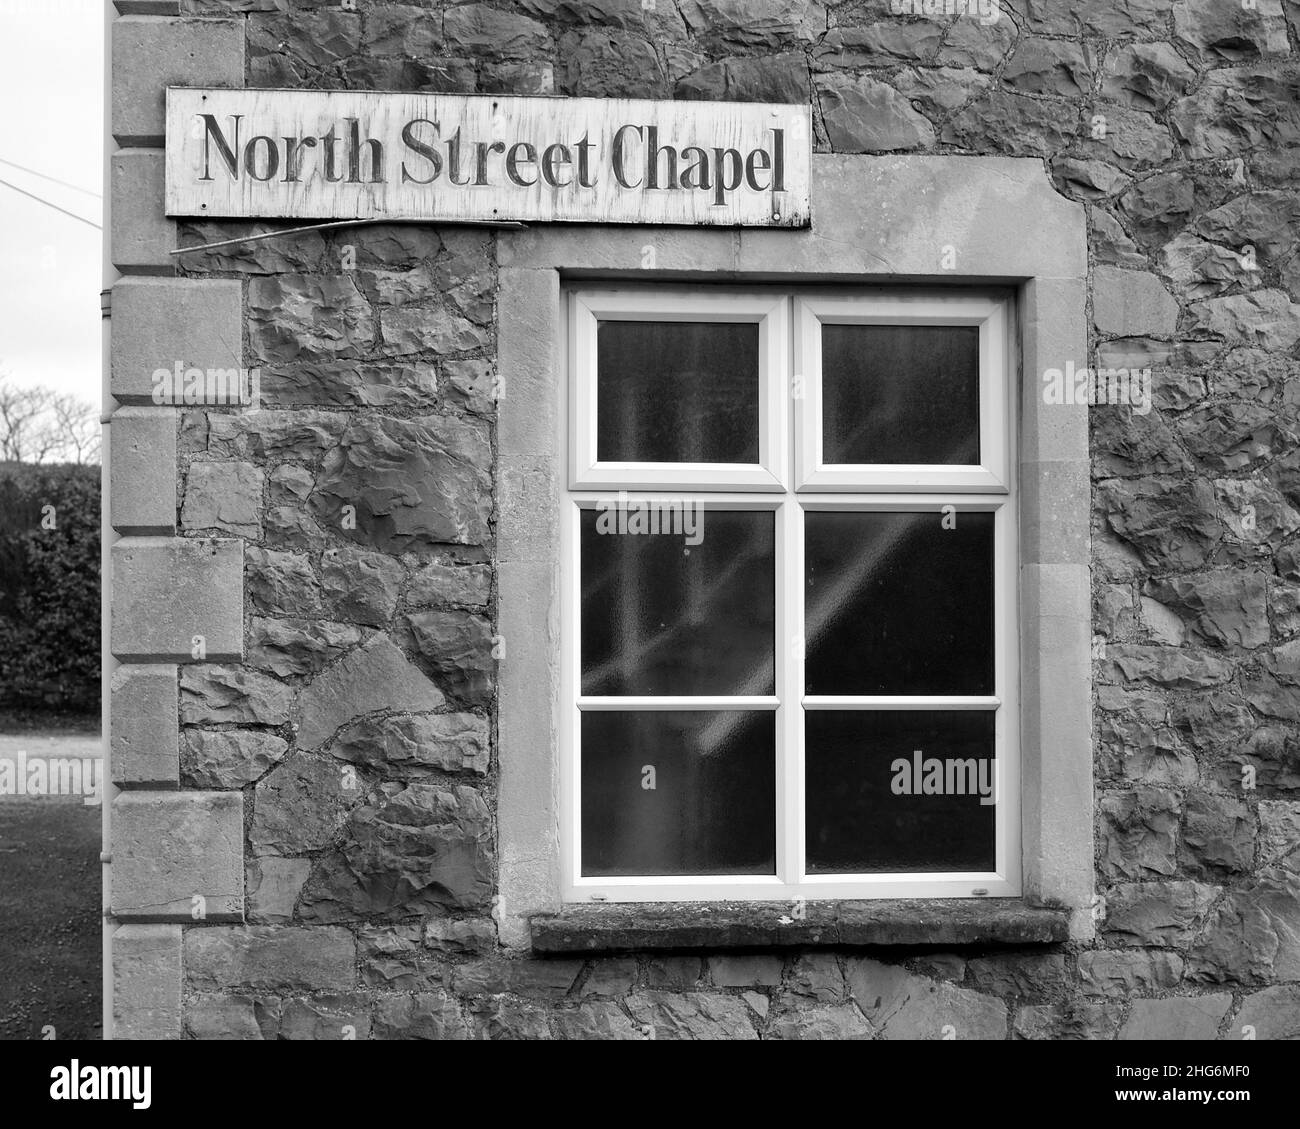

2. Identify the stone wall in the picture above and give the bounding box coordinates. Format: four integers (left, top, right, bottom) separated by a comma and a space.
108, 0, 1300, 1039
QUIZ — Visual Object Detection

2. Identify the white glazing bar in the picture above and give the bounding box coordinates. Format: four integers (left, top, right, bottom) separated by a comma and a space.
576, 696, 780, 711
801, 696, 1002, 710
774, 500, 791, 886
787, 486, 807, 885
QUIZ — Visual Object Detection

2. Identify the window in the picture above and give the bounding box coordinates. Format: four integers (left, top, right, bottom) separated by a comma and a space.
562, 286, 1019, 902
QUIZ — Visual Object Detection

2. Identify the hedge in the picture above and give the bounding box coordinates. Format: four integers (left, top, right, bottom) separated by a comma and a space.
0, 462, 100, 711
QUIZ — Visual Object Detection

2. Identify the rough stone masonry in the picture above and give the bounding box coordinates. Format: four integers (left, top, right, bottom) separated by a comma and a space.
107, 0, 1300, 1039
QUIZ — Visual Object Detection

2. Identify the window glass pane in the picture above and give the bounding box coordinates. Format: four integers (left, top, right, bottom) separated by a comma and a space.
805, 711, 996, 873
804, 510, 994, 696
581, 507, 775, 696
596, 321, 760, 464
821, 324, 979, 465
581, 710, 775, 877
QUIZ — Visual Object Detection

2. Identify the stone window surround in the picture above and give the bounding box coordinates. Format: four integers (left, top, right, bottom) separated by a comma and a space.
496, 153, 1092, 951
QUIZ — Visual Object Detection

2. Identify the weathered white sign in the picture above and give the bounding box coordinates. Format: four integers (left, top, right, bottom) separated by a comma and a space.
165, 89, 811, 227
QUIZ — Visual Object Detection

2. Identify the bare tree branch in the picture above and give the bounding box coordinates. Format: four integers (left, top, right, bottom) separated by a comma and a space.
48, 392, 102, 465
0, 373, 100, 465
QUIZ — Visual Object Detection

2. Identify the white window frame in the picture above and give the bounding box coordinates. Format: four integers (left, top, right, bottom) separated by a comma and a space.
561, 285, 1020, 903
569, 288, 789, 491
794, 294, 1010, 492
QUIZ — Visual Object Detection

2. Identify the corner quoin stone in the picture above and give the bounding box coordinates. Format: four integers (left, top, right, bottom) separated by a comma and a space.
111, 664, 180, 788
111, 149, 174, 270
112, 791, 244, 921
110, 277, 244, 405
111, 537, 244, 662
110, 408, 178, 535
112, 924, 182, 1040
111, 16, 245, 146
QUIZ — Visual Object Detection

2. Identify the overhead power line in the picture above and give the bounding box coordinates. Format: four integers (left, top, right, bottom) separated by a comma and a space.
0, 156, 101, 199
0, 177, 102, 230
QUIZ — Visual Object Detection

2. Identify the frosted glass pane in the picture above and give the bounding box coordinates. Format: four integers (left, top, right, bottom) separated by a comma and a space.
596, 321, 760, 463
821, 324, 979, 465
804, 510, 994, 695
806, 711, 996, 873
581, 710, 775, 877
581, 508, 775, 696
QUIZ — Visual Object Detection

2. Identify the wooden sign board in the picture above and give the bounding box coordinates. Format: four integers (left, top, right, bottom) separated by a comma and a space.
165, 89, 811, 227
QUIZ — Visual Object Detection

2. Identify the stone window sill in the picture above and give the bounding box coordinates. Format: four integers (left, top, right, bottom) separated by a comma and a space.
530, 899, 1071, 955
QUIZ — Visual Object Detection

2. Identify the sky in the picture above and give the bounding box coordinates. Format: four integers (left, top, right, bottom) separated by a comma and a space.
0, 1, 104, 404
